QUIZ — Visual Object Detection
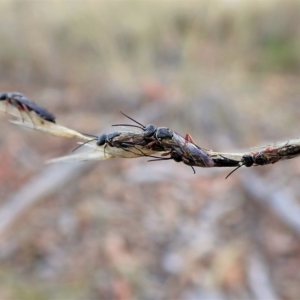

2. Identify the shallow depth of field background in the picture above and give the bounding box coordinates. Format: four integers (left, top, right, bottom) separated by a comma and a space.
0, 1, 300, 299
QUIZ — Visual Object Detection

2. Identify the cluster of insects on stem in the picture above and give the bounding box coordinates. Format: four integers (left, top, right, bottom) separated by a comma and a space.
2, 91, 300, 178
73, 112, 215, 174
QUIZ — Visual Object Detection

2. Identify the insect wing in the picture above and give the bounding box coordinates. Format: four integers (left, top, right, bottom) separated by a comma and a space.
172, 133, 214, 168
266, 139, 300, 160
18, 97, 56, 123
46, 148, 114, 163
187, 143, 214, 167
11, 119, 91, 141
0, 99, 34, 123
111, 132, 147, 147
109, 132, 165, 157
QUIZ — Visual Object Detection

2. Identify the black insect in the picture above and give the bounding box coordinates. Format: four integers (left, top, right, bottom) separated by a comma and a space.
115, 112, 214, 172
225, 154, 252, 179
148, 132, 214, 173
113, 112, 195, 160
173, 133, 214, 168
73, 130, 171, 162
0, 92, 56, 123
225, 153, 269, 179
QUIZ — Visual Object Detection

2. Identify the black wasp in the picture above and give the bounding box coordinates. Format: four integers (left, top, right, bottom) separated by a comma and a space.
72, 129, 164, 157
0, 92, 56, 123
113, 112, 214, 173
72, 109, 171, 155
225, 153, 269, 179
74, 108, 172, 153
148, 132, 214, 173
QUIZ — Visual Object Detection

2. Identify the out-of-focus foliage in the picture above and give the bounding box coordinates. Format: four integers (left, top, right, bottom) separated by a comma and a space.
1, 1, 300, 85
1, 1, 300, 299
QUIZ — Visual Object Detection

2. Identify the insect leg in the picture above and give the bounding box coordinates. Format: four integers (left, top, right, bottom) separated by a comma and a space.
184, 133, 196, 144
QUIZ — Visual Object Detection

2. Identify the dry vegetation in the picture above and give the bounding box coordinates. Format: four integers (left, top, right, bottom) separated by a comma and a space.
1, 1, 300, 299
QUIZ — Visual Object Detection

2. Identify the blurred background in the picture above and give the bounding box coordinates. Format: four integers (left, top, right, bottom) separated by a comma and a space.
0, 1, 300, 299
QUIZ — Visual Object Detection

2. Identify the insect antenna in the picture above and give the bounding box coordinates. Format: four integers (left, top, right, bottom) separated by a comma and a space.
148, 157, 173, 162
147, 154, 170, 159
119, 111, 146, 128
225, 164, 243, 179
80, 132, 98, 138
111, 124, 144, 130
72, 138, 97, 152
